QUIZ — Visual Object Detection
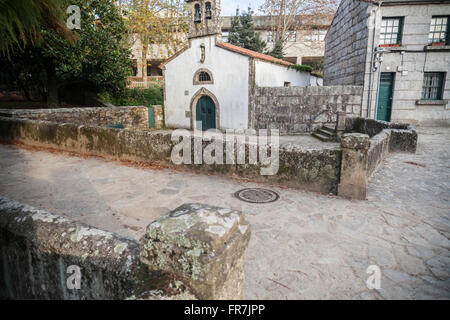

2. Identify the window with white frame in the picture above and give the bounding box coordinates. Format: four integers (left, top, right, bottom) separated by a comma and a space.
285, 31, 297, 42
222, 31, 229, 42
304, 30, 327, 42
428, 16, 449, 45
422, 72, 446, 100
380, 17, 404, 45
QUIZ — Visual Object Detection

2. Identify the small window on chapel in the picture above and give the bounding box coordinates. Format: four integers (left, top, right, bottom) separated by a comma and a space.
206, 2, 212, 19
194, 4, 201, 23
194, 70, 213, 85
199, 72, 211, 82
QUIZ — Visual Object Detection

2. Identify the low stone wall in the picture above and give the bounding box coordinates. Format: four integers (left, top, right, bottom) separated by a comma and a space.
345, 117, 418, 153
0, 106, 149, 130
0, 196, 250, 300
338, 118, 418, 199
250, 86, 363, 134
0, 196, 142, 300
0, 117, 341, 194
366, 130, 391, 179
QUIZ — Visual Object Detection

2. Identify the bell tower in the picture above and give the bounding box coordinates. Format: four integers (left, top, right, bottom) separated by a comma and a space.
186, 0, 222, 39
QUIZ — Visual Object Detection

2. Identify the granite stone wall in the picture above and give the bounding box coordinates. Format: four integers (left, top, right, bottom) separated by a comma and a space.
251, 86, 363, 134
0, 106, 150, 130
0, 196, 143, 300
366, 129, 391, 179
325, 1, 450, 125
323, 0, 372, 86
342, 116, 418, 185
0, 117, 342, 194
361, 3, 450, 125
345, 117, 418, 153
0, 196, 250, 300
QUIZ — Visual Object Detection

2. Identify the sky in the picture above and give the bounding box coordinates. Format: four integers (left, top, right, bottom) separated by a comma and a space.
221, 0, 265, 16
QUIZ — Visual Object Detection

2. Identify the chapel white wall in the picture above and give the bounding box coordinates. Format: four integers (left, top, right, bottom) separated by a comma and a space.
254, 60, 313, 87
164, 36, 250, 130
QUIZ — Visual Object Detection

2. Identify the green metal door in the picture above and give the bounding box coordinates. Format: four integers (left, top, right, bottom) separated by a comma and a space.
377, 73, 395, 122
148, 107, 155, 128
196, 96, 216, 130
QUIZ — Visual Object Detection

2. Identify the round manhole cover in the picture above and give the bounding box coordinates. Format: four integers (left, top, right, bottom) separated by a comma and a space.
234, 188, 280, 204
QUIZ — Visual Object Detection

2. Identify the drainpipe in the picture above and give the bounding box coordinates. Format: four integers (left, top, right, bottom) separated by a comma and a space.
367, 1, 382, 118
374, 53, 384, 120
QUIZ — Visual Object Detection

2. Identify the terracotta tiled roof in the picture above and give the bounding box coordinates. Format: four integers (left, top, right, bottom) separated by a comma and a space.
216, 41, 293, 67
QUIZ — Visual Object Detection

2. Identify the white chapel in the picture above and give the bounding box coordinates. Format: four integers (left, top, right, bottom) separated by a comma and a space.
163, 0, 318, 131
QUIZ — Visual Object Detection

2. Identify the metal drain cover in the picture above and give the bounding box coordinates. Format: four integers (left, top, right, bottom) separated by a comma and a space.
234, 188, 280, 204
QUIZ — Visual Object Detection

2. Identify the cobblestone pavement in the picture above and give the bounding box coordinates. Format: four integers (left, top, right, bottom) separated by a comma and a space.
0, 127, 448, 299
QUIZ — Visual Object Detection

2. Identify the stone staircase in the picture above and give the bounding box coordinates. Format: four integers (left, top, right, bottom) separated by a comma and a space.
312, 124, 337, 142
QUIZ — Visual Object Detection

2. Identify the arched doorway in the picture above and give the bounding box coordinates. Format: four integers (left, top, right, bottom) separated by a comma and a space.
196, 96, 216, 130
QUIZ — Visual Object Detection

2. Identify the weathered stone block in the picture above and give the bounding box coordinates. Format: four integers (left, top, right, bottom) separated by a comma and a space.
390, 128, 418, 153
338, 133, 370, 200
153, 105, 164, 129
341, 133, 370, 150
139, 203, 251, 300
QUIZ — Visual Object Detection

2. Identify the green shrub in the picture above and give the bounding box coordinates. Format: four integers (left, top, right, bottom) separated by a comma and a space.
99, 81, 164, 107
287, 64, 314, 73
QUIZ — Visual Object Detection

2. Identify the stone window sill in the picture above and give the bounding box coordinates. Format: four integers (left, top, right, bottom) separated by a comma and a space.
416, 99, 448, 106
424, 45, 450, 51
381, 46, 407, 51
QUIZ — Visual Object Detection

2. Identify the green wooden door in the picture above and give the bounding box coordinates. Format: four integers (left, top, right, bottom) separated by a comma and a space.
148, 107, 155, 128
377, 73, 395, 122
196, 96, 216, 130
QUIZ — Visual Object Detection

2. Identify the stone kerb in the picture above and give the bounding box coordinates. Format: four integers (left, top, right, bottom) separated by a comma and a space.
140, 203, 251, 300
0, 197, 252, 300
338, 133, 370, 200
0, 195, 141, 300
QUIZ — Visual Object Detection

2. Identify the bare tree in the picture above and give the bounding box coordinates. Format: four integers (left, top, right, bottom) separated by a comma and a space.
260, 0, 339, 57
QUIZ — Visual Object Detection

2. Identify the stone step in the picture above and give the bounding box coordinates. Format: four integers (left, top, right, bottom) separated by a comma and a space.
317, 128, 336, 138
321, 124, 336, 133
312, 131, 332, 142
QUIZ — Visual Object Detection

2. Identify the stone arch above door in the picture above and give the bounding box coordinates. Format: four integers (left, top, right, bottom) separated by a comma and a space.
190, 87, 220, 130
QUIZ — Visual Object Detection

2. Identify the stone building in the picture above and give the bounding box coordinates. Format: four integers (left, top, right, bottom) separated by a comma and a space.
221, 14, 333, 65
163, 0, 318, 131
324, 0, 450, 126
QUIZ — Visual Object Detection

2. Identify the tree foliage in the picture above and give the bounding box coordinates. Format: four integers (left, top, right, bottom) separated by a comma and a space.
119, 0, 188, 81
42, 0, 133, 94
99, 82, 164, 107
1, 0, 133, 106
228, 7, 266, 54
268, 37, 284, 59
0, 0, 72, 57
